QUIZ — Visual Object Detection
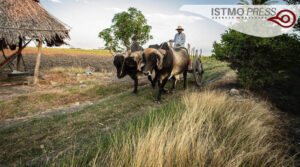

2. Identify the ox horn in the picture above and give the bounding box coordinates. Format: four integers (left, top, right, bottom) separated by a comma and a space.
110, 46, 116, 57
156, 49, 165, 70
125, 49, 132, 57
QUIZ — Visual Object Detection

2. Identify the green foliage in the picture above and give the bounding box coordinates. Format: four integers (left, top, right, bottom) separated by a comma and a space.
212, 29, 300, 89
99, 7, 153, 51
98, 28, 119, 51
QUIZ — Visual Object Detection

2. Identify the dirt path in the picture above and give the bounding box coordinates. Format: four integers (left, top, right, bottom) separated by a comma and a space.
0, 73, 224, 131
0, 83, 150, 131
0, 70, 227, 132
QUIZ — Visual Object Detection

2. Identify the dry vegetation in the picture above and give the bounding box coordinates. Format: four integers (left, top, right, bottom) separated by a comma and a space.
0, 47, 113, 73
0, 51, 296, 166
0, 66, 133, 121
98, 90, 294, 167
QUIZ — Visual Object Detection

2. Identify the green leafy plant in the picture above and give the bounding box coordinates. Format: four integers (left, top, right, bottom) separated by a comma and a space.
212, 29, 300, 89
99, 7, 153, 51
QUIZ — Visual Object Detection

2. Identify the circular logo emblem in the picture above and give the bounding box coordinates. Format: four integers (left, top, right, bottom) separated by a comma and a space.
267, 9, 297, 28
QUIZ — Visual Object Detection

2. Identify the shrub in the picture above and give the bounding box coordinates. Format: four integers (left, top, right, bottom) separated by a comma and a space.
212, 30, 300, 89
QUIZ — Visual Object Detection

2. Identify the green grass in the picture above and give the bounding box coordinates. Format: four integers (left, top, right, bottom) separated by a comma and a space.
0, 57, 229, 166
49, 99, 186, 167
48, 58, 293, 167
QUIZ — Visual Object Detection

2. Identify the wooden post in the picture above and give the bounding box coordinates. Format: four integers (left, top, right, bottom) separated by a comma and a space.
199, 49, 202, 58
33, 40, 42, 85
16, 39, 22, 71
192, 48, 195, 57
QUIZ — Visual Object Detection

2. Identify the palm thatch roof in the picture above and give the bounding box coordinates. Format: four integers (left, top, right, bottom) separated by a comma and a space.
0, 0, 70, 48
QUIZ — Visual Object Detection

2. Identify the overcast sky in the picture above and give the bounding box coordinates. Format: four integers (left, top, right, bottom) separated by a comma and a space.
40, 0, 285, 55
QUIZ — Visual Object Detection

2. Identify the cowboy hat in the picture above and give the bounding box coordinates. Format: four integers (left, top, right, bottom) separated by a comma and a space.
176, 26, 184, 31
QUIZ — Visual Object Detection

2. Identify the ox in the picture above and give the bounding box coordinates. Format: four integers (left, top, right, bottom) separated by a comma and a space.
112, 42, 155, 94
142, 42, 189, 102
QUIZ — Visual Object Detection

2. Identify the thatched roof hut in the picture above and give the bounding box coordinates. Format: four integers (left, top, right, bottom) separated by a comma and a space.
0, 0, 70, 47
0, 0, 70, 84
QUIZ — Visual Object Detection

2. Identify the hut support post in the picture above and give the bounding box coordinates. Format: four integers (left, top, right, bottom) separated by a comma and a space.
33, 40, 42, 85
17, 39, 22, 71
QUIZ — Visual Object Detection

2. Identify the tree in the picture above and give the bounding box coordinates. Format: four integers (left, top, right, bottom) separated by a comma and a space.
212, 30, 300, 113
99, 7, 153, 51
213, 30, 300, 88
98, 28, 119, 51
237, 0, 278, 5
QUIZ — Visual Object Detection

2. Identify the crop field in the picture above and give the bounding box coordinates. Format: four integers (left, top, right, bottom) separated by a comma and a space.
0, 47, 113, 73
0, 48, 297, 166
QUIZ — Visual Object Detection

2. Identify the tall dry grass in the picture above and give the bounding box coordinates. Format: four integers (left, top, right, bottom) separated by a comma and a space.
103, 90, 294, 167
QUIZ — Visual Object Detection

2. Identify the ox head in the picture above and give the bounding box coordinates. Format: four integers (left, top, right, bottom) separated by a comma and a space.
142, 48, 166, 76
121, 53, 139, 76
113, 53, 126, 78
111, 48, 132, 79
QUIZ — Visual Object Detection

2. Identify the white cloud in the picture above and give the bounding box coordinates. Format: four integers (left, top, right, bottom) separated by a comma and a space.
145, 13, 204, 46
105, 7, 125, 13
75, 0, 89, 3
50, 0, 62, 3
147, 13, 203, 23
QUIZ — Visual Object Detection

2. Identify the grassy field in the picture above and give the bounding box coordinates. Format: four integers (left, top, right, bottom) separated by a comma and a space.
0, 54, 296, 166
0, 57, 233, 166
49, 72, 294, 167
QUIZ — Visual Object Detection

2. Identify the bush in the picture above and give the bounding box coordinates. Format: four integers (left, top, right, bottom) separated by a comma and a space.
212, 30, 300, 89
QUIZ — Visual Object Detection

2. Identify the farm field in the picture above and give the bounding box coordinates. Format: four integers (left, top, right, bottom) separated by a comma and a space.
0, 47, 113, 74
0, 48, 298, 166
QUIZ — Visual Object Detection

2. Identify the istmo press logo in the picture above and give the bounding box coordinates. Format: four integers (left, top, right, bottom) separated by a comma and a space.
180, 5, 300, 37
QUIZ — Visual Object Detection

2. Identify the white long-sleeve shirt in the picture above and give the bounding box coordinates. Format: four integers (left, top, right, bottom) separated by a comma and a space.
174, 33, 186, 48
